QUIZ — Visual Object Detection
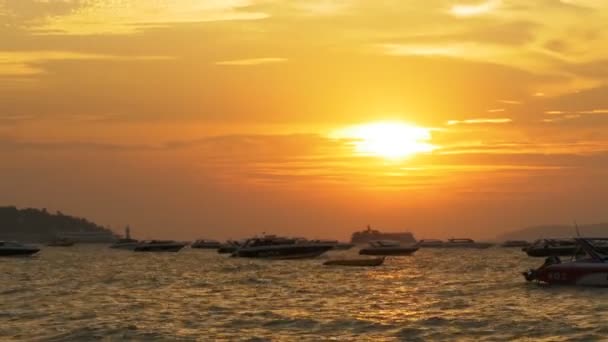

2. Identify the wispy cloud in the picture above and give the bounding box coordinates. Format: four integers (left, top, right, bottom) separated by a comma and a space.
215, 58, 287, 66
498, 100, 522, 105
450, 0, 502, 17
28, 0, 269, 35
0, 51, 172, 76
447, 118, 512, 125
578, 109, 608, 114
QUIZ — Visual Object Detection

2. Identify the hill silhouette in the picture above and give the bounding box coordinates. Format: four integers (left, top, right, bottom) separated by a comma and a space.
498, 223, 608, 241
0, 206, 116, 242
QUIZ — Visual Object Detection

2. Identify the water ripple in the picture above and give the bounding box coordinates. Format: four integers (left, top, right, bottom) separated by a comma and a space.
1, 246, 608, 340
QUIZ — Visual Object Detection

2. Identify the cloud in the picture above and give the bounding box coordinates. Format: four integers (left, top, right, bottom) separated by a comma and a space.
23, 0, 269, 35
0, 51, 171, 76
447, 118, 513, 125
214, 58, 287, 66
450, 0, 502, 17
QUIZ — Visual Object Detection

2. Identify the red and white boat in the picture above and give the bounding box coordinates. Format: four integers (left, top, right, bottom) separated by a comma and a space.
523, 238, 608, 287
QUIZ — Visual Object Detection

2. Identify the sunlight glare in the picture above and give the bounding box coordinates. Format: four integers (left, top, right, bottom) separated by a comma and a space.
332, 122, 436, 160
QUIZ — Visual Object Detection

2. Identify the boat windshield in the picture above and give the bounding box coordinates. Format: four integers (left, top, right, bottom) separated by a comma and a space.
574, 238, 608, 262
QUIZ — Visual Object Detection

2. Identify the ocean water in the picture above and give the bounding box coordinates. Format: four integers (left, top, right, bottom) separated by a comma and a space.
2, 246, 608, 341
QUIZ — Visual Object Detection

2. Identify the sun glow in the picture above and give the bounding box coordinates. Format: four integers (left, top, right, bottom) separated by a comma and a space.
332, 122, 436, 159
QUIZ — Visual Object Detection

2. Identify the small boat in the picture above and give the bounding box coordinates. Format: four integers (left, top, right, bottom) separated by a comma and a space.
47, 238, 75, 247
310, 239, 355, 250
191, 239, 221, 249
501, 240, 530, 248
0, 241, 40, 256
133, 240, 186, 252
231, 235, 334, 259
359, 240, 419, 256
417, 239, 445, 247
324, 257, 385, 267
523, 238, 584, 257
523, 238, 608, 286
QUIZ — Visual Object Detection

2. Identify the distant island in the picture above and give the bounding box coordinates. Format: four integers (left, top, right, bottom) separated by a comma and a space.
0, 206, 117, 243
498, 223, 608, 241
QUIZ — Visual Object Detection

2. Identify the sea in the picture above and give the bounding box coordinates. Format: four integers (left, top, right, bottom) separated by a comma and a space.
2, 246, 608, 341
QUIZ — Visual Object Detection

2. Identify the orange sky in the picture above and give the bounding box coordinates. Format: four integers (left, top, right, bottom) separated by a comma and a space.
1, 0, 608, 240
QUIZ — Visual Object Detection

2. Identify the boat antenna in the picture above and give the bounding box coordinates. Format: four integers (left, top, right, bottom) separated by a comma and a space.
574, 220, 581, 237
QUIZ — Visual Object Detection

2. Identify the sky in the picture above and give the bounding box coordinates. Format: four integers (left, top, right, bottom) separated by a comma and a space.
1, 0, 608, 240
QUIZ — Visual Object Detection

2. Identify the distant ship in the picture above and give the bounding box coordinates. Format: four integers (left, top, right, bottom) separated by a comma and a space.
350, 226, 416, 244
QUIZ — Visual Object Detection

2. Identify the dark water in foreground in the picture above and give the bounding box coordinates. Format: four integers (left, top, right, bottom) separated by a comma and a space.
2, 246, 608, 341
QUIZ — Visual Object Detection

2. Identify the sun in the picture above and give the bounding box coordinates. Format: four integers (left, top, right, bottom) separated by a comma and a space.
332, 121, 436, 159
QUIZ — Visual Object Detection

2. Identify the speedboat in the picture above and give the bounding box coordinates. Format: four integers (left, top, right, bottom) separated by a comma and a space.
47, 238, 75, 247
500, 240, 530, 248
524, 238, 579, 257
523, 238, 608, 286
191, 239, 221, 249
310, 239, 355, 250
443, 238, 494, 249
324, 257, 385, 267
231, 235, 334, 259
0, 241, 40, 256
417, 238, 493, 249
133, 240, 186, 252
359, 240, 419, 256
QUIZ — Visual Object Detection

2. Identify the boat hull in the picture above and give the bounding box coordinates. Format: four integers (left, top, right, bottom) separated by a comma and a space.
218, 246, 238, 254
525, 247, 578, 257
0, 248, 40, 256
526, 263, 608, 287
110, 243, 139, 250
133, 244, 186, 252
421, 243, 494, 249
359, 247, 419, 256
232, 244, 333, 259
191, 244, 221, 249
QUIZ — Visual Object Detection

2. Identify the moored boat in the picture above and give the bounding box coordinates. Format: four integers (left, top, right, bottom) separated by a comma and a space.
191, 239, 221, 249
417, 238, 493, 249
0, 241, 40, 256
133, 240, 186, 252
524, 238, 582, 257
416, 239, 445, 247
351, 225, 416, 244
324, 257, 385, 267
359, 240, 419, 256
310, 239, 355, 250
231, 235, 333, 259
523, 238, 608, 286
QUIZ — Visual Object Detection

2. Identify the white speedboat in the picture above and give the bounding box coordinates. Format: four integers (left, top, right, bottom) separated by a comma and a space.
133, 240, 186, 252
232, 235, 333, 259
359, 240, 419, 256
524, 238, 608, 286
0, 241, 40, 256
